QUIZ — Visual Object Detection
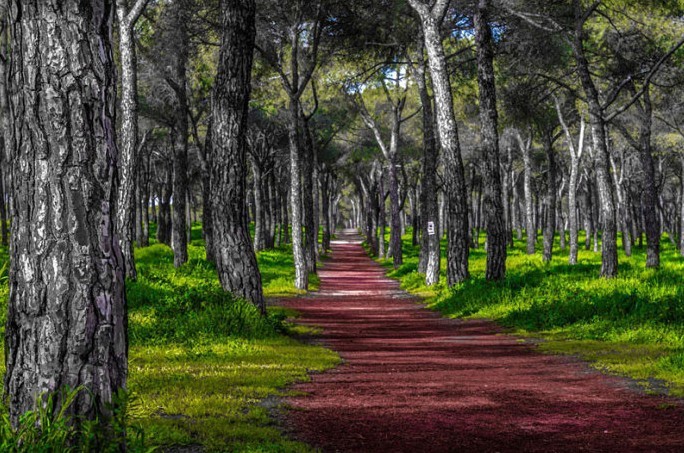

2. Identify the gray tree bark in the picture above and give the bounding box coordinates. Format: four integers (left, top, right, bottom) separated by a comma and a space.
115, 0, 150, 280
475, 0, 506, 280
409, 44, 440, 285
6, 0, 127, 426
210, 0, 264, 310
408, 0, 470, 285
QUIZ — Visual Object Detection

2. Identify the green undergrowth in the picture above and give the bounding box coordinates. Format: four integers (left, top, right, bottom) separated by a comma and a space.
378, 230, 684, 397
0, 224, 338, 451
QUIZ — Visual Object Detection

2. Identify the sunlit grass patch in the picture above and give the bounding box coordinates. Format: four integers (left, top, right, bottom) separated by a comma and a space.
382, 229, 684, 397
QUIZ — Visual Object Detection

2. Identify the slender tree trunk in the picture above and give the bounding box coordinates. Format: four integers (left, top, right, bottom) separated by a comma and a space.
409, 0, 469, 284
6, 0, 126, 425
636, 86, 660, 268
518, 132, 536, 254
210, 0, 264, 309
571, 7, 618, 277
412, 46, 440, 285
542, 134, 556, 263
388, 154, 403, 268
302, 122, 317, 272
475, 0, 506, 280
202, 120, 215, 261
288, 101, 308, 289
115, 0, 149, 280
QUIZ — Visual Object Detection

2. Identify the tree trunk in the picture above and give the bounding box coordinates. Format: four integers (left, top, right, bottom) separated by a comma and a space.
517, 132, 536, 254
388, 154, 403, 268
115, 0, 149, 280
571, 9, 618, 277
302, 122, 317, 272
542, 134, 556, 263
411, 46, 440, 285
6, 0, 126, 426
637, 86, 660, 268
409, 0, 469, 284
288, 101, 308, 289
210, 0, 264, 310
475, 0, 506, 280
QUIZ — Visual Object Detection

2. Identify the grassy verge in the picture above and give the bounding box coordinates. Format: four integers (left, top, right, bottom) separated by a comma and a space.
0, 225, 338, 451
377, 230, 684, 397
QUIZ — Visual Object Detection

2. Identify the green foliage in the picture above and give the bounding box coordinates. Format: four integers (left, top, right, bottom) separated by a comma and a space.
0, 387, 150, 452
382, 230, 684, 396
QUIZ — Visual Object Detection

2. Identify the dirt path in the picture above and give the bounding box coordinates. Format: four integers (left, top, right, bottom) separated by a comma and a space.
282, 231, 684, 452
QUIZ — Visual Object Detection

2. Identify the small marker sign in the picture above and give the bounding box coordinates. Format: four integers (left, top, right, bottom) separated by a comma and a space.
427, 221, 435, 236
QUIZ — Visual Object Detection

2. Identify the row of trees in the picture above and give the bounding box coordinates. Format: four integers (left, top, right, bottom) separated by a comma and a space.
2, 0, 684, 439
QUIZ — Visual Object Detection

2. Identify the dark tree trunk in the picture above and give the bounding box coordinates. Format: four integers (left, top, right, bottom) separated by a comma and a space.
680, 156, 684, 256
475, 0, 506, 280
542, 133, 557, 263
636, 86, 660, 268
6, 0, 126, 426
158, 167, 173, 245
169, 4, 189, 268
584, 177, 594, 251
210, 0, 264, 310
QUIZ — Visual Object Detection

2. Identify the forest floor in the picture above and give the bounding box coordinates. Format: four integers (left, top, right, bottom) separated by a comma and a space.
281, 230, 684, 452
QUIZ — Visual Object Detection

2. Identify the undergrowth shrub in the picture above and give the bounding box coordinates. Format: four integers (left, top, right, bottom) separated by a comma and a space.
0, 387, 150, 452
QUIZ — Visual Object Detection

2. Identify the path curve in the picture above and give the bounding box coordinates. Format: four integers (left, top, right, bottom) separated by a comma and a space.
282, 231, 684, 452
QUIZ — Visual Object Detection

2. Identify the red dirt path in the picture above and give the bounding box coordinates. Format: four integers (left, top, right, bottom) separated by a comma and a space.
281, 231, 684, 452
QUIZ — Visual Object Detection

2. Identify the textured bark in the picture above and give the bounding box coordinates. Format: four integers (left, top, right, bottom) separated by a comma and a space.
115, 0, 149, 280
475, 1, 506, 280
410, 49, 440, 285
0, 21, 9, 248
6, 0, 127, 426
210, 0, 264, 310
408, 0, 469, 285
288, 102, 308, 289
571, 4, 618, 277
542, 134, 556, 264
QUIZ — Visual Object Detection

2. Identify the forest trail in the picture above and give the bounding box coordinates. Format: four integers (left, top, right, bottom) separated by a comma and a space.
281, 230, 684, 452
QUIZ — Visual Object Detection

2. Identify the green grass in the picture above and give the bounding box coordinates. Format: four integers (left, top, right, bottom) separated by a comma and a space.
378, 229, 684, 397
0, 224, 338, 452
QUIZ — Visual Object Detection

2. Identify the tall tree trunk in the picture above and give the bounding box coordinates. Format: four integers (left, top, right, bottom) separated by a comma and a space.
302, 122, 317, 272
210, 0, 264, 310
6, 0, 126, 426
288, 101, 308, 289
408, 0, 469, 284
388, 153, 403, 268
517, 131, 536, 254
636, 85, 660, 268
475, 0, 506, 280
251, 162, 265, 251
542, 133, 556, 263
411, 45, 440, 285
571, 4, 618, 277
202, 121, 215, 261
115, 0, 149, 280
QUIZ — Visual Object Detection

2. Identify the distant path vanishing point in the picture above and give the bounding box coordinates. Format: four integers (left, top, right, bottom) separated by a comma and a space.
282, 230, 684, 452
